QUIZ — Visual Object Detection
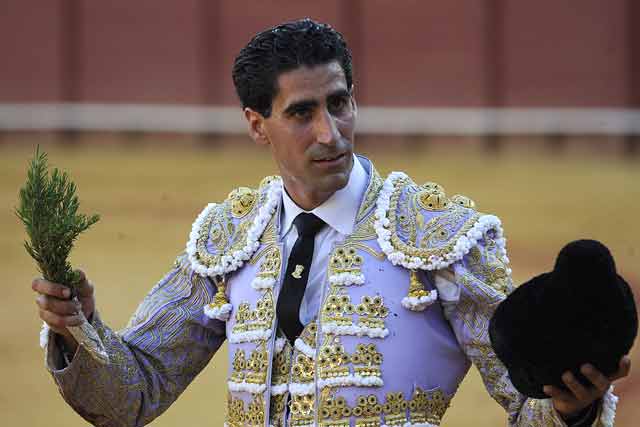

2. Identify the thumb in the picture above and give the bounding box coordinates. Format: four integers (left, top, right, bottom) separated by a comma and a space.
74, 269, 94, 298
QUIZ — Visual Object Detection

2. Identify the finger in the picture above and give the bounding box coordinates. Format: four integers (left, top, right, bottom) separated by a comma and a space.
581, 364, 611, 394
74, 270, 94, 298
39, 309, 84, 330
562, 371, 593, 403
32, 278, 71, 299
35, 294, 80, 316
609, 355, 632, 381
543, 385, 573, 402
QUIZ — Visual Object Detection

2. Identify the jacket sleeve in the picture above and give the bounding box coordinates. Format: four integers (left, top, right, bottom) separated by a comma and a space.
44, 253, 226, 427
432, 232, 618, 427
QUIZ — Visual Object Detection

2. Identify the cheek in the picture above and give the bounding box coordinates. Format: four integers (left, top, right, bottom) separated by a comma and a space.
270, 129, 312, 169
336, 114, 356, 138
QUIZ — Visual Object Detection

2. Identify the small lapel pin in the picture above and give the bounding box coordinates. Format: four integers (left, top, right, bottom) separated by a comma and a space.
292, 265, 304, 279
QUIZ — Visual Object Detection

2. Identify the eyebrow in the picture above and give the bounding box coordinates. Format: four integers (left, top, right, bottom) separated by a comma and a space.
283, 88, 351, 116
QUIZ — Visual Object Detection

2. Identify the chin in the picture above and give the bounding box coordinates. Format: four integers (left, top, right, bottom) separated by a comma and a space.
319, 169, 350, 195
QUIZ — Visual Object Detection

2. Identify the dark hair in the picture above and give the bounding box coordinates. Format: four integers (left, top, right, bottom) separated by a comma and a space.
232, 18, 353, 118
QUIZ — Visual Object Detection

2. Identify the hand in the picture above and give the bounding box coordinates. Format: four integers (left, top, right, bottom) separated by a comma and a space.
32, 270, 95, 352
543, 356, 632, 419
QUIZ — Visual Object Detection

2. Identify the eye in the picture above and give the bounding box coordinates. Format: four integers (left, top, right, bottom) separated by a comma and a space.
329, 96, 349, 114
291, 108, 312, 121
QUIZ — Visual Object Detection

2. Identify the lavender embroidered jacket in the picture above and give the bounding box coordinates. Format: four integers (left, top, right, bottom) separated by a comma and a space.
44, 159, 618, 427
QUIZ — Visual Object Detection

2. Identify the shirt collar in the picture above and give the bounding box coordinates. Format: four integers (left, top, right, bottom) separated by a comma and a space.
281, 154, 367, 237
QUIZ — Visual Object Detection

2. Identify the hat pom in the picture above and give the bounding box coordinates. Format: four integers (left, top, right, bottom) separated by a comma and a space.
552, 240, 621, 307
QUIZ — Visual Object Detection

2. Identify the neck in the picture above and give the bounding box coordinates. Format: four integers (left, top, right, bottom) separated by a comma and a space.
282, 180, 334, 211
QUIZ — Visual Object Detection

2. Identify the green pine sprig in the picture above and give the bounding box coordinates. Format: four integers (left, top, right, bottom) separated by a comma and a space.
16, 146, 100, 292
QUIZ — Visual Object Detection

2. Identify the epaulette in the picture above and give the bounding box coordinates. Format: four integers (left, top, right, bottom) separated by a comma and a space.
374, 172, 506, 272
186, 175, 282, 278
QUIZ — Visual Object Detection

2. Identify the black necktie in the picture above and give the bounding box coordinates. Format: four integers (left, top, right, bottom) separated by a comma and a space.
277, 212, 326, 344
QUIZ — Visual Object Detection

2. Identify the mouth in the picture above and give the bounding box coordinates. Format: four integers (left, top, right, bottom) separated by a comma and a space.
312, 152, 347, 166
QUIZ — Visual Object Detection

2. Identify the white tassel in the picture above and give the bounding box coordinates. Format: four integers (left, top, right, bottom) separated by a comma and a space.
600, 386, 618, 427
39, 322, 50, 349
400, 292, 438, 311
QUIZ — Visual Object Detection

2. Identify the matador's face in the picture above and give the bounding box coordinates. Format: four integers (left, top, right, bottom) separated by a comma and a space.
245, 61, 356, 209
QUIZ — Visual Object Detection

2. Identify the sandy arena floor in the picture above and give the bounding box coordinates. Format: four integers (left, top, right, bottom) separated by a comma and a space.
1, 137, 638, 426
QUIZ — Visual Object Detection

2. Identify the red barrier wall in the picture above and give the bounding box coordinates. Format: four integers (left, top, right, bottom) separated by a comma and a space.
0, 0, 636, 107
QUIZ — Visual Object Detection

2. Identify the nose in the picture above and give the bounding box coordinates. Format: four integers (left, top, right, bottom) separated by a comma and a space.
314, 109, 339, 145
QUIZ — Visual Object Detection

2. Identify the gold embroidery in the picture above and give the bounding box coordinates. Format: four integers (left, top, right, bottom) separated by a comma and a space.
451, 194, 476, 209
194, 204, 229, 267
408, 387, 450, 425
355, 164, 383, 223
382, 392, 408, 425
289, 394, 316, 426
318, 339, 350, 379
229, 343, 269, 386
322, 294, 389, 332
352, 343, 383, 378
204, 275, 231, 316
292, 352, 315, 383
195, 178, 277, 270
227, 393, 245, 427
317, 338, 383, 383
387, 177, 480, 260
416, 189, 451, 211
226, 393, 266, 426
422, 181, 445, 193
230, 349, 247, 383
247, 394, 266, 426
250, 245, 281, 274
259, 213, 278, 244
291, 320, 319, 384
231, 291, 275, 334
319, 388, 452, 427
269, 393, 288, 427
465, 237, 511, 295
330, 247, 363, 275
320, 393, 352, 426
271, 338, 293, 385
407, 270, 433, 299
259, 175, 280, 190
300, 320, 318, 349
349, 214, 379, 242
246, 344, 269, 384
228, 186, 258, 218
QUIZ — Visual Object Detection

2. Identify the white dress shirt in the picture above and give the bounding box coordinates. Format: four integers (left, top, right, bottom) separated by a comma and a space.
280, 155, 368, 325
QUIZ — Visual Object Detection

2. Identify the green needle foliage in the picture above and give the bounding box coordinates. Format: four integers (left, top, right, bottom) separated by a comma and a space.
16, 146, 100, 292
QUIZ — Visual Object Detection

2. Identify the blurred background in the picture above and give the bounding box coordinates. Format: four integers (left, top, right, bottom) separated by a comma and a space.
1, 1, 638, 426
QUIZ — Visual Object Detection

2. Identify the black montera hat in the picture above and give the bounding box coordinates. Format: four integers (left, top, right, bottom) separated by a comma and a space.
489, 239, 638, 398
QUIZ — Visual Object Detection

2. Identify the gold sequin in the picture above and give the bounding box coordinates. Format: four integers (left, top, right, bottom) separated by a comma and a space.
322, 294, 389, 332
319, 388, 452, 427
226, 393, 266, 426
330, 247, 364, 275
289, 394, 316, 426
231, 291, 275, 334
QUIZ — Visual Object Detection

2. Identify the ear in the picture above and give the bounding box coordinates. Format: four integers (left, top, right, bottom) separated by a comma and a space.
244, 108, 269, 146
